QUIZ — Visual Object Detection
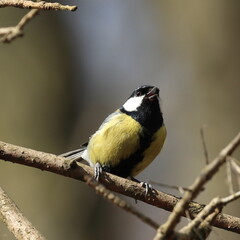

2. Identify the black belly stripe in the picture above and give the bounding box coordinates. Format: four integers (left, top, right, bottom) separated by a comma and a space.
102, 129, 153, 178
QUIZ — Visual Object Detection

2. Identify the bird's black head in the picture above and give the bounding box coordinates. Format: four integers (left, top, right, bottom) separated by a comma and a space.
120, 85, 163, 132
130, 85, 159, 101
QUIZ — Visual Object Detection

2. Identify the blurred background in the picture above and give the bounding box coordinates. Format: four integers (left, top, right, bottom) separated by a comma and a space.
0, 0, 240, 239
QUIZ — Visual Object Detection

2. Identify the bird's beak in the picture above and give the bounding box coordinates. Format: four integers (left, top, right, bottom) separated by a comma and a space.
146, 87, 159, 100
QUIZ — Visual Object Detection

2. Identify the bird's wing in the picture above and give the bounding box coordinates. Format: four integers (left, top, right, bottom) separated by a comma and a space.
87, 111, 142, 167
59, 142, 88, 161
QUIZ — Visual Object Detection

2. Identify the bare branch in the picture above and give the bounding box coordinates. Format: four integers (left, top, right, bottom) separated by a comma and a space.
149, 181, 204, 192
179, 191, 240, 240
221, 191, 240, 205
153, 132, 240, 240
0, 9, 39, 43
229, 156, 240, 189
180, 197, 221, 234
0, 140, 240, 234
179, 206, 220, 240
226, 159, 234, 194
0, 0, 77, 11
0, 186, 46, 240
85, 175, 159, 229
200, 125, 209, 164
0, 0, 77, 43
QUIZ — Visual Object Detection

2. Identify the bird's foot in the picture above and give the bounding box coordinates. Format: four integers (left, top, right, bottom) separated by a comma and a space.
130, 177, 154, 196
140, 182, 153, 196
94, 162, 103, 181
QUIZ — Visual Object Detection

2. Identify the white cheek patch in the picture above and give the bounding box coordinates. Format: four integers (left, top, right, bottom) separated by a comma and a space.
122, 96, 144, 112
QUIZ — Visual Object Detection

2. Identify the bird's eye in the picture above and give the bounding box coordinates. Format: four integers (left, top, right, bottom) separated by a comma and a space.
136, 91, 141, 96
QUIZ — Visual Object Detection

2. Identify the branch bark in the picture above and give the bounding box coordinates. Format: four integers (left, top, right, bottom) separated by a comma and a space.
0, 186, 46, 240
0, 0, 77, 43
0, 0, 77, 11
85, 175, 159, 229
153, 132, 240, 240
0, 139, 240, 234
0, 9, 39, 43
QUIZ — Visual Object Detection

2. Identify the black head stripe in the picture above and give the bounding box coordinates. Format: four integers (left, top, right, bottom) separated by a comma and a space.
130, 85, 159, 98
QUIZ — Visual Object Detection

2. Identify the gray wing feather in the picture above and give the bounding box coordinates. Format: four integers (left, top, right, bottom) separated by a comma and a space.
60, 111, 120, 163
60, 143, 88, 162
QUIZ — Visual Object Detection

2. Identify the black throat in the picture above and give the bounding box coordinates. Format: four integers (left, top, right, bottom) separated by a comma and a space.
120, 99, 163, 133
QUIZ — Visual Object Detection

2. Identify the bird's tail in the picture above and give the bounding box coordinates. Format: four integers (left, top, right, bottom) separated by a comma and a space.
60, 143, 88, 164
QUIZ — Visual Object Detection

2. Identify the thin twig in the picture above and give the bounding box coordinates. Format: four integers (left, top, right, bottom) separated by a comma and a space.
200, 125, 209, 164
226, 159, 234, 194
0, 0, 77, 11
229, 156, 240, 189
0, 9, 39, 43
84, 175, 159, 229
221, 191, 240, 205
149, 181, 200, 192
0, 186, 46, 240
0, 139, 240, 234
153, 132, 240, 240
0, 0, 77, 43
180, 197, 221, 233
179, 191, 240, 240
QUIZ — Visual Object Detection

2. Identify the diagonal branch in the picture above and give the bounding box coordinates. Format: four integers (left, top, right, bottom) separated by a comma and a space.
178, 191, 240, 240
200, 125, 209, 164
84, 175, 159, 229
153, 132, 240, 240
0, 186, 46, 240
0, 9, 39, 43
0, 139, 240, 234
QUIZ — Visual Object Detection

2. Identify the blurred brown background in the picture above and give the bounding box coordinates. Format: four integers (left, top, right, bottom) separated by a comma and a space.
0, 0, 239, 239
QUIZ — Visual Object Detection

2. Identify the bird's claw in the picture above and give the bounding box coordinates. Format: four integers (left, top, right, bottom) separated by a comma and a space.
94, 162, 102, 181
140, 182, 153, 196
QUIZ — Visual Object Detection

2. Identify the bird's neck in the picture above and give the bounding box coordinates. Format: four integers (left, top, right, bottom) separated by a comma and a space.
120, 104, 163, 133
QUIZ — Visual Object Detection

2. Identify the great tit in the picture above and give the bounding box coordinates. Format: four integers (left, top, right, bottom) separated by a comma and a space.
62, 85, 166, 187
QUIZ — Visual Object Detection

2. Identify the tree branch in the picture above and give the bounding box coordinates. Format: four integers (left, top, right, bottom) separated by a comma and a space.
228, 156, 240, 189
0, 9, 39, 43
200, 125, 209, 164
153, 132, 240, 240
0, 0, 77, 11
0, 139, 240, 234
85, 175, 159, 229
0, 186, 46, 240
177, 191, 240, 240
0, 0, 77, 43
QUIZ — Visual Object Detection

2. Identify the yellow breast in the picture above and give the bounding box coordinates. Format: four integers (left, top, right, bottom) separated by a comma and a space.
87, 112, 142, 167
131, 125, 167, 176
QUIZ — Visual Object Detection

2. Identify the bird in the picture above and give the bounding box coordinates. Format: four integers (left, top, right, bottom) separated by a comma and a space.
61, 85, 166, 192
